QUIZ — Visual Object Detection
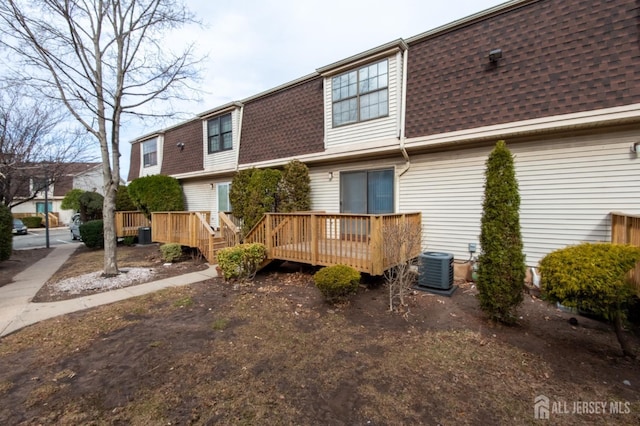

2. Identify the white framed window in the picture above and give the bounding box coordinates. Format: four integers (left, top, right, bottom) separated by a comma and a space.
332, 59, 389, 127
208, 114, 233, 153
142, 139, 157, 167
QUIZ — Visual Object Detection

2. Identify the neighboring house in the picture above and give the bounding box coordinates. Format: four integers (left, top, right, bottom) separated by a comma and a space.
11, 162, 103, 225
128, 0, 640, 267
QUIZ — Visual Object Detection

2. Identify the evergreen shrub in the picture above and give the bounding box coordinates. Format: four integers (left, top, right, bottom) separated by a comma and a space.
80, 220, 104, 249
160, 243, 183, 263
313, 264, 360, 303
216, 243, 267, 280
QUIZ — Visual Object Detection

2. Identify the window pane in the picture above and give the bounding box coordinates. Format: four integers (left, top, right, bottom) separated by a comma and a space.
209, 135, 219, 152
222, 132, 232, 150
341, 172, 367, 214
143, 139, 156, 155
379, 89, 388, 115
208, 118, 220, 136
378, 60, 388, 76
221, 115, 232, 132
333, 99, 357, 126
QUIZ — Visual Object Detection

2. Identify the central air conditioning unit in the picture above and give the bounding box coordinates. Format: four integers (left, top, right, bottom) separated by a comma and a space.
417, 252, 456, 296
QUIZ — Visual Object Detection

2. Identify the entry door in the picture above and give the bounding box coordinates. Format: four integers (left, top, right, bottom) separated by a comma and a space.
340, 169, 394, 238
217, 183, 230, 212
216, 183, 230, 227
36, 202, 53, 214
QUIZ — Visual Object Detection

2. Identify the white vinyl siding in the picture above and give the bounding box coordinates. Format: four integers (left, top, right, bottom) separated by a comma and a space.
181, 181, 215, 227
203, 109, 240, 172
309, 159, 403, 212
399, 129, 640, 266
324, 52, 402, 149
181, 179, 236, 228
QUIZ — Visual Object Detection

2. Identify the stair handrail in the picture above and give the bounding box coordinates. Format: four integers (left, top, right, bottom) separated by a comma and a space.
219, 211, 241, 247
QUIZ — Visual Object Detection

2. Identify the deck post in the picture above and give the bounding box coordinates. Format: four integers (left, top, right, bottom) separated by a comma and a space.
264, 213, 273, 255
189, 213, 196, 247
115, 212, 123, 237
311, 213, 318, 265
370, 215, 384, 275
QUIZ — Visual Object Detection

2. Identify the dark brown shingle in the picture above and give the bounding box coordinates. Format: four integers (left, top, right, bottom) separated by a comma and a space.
405, 0, 640, 138
239, 76, 325, 165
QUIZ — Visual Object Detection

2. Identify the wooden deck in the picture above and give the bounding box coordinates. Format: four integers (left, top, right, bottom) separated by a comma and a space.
243, 212, 422, 275
116, 210, 422, 275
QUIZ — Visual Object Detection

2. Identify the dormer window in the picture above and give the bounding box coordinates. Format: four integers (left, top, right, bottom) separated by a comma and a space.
208, 113, 232, 153
332, 59, 388, 127
142, 139, 157, 167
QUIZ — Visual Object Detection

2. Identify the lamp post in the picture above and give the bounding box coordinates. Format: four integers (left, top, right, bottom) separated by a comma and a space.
44, 169, 50, 248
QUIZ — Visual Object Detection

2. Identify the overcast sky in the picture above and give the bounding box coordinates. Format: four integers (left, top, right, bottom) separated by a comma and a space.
121, 0, 508, 178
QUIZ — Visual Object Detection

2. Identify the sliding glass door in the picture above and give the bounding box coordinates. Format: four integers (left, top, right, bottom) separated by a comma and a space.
340, 169, 394, 238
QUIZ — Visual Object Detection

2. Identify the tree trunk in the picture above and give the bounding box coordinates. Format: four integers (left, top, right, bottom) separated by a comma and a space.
613, 311, 636, 358
102, 180, 118, 277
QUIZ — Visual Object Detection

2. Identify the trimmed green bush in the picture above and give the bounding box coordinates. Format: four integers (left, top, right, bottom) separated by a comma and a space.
160, 243, 183, 263
216, 243, 267, 280
539, 242, 640, 357
477, 140, 525, 324
80, 220, 104, 249
128, 175, 184, 219
0, 204, 12, 262
313, 264, 360, 303
21, 216, 43, 228
61, 188, 84, 211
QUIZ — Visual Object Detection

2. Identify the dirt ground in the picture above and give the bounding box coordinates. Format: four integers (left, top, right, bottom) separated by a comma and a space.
1, 247, 639, 424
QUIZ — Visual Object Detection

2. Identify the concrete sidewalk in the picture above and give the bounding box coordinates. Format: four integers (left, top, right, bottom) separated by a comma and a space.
0, 245, 218, 337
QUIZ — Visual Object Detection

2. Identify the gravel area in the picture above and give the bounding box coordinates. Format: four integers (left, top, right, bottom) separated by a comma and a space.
52, 268, 156, 295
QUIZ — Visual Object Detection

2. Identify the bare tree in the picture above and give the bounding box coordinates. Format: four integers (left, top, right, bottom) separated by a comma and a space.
0, 0, 200, 276
383, 218, 423, 313
0, 86, 94, 208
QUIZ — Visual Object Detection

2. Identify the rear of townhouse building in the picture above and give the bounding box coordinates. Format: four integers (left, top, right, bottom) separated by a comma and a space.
128, 0, 640, 268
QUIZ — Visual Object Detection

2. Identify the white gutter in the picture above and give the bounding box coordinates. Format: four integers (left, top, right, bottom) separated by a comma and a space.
398, 48, 411, 177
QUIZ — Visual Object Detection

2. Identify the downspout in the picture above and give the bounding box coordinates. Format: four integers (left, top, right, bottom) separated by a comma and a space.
398, 47, 411, 177
235, 103, 244, 171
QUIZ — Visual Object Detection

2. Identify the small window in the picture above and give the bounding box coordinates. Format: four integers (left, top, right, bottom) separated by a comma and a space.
332, 59, 389, 127
208, 113, 233, 153
32, 176, 48, 193
142, 139, 157, 167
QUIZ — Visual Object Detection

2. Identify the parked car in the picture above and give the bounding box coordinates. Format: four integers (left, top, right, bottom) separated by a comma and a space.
69, 213, 82, 240
12, 218, 28, 235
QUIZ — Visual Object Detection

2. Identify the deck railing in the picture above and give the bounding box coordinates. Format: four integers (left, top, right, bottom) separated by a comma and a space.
244, 212, 422, 275
222, 211, 244, 230
611, 212, 640, 246
612, 212, 640, 288
151, 211, 211, 246
219, 211, 241, 247
115, 211, 150, 237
